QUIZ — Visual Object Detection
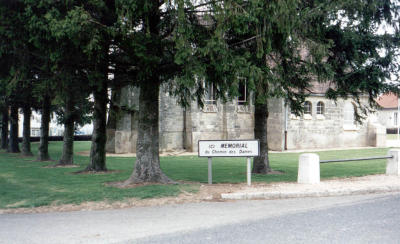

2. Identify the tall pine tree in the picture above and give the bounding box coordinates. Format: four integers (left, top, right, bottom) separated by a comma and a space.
218, 0, 400, 173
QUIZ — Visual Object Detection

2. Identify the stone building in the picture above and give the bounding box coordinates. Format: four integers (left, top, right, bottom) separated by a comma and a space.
376, 93, 399, 131
261, 83, 385, 151
107, 83, 385, 154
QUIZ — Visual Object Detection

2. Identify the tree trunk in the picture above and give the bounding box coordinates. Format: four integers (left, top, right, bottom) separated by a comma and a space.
59, 96, 74, 165
125, 81, 173, 184
252, 99, 271, 174
37, 95, 51, 161
86, 83, 108, 171
21, 105, 33, 156
8, 105, 20, 153
1, 105, 9, 150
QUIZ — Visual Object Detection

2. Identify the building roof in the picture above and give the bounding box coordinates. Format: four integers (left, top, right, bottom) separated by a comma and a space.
376, 93, 398, 109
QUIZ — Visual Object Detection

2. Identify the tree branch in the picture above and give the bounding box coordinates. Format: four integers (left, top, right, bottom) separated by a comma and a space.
230, 34, 261, 47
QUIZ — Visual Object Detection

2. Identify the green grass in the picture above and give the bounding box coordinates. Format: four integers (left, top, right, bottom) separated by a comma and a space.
0, 141, 390, 209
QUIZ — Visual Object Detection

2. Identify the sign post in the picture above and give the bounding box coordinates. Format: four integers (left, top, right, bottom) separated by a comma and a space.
247, 157, 251, 186
198, 140, 259, 186
208, 157, 212, 185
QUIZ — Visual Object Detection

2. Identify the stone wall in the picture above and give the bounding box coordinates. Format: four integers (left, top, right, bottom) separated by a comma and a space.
112, 85, 254, 153
159, 92, 185, 152
266, 98, 285, 151
111, 85, 379, 153
187, 100, 254, 152
114, 86, 139, 154
377, 108, 396, 129
286, 97, 371, 150
367, 122, 386, 147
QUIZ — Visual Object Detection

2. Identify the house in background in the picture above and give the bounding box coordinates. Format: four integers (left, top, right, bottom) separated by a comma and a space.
17, 111, 93, 138
107, 82, 386, 154
376, 93, 399, 131
17, 111, 64, 137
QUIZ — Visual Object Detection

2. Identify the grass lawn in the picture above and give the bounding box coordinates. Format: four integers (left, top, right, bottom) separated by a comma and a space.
0, 141, 390, 209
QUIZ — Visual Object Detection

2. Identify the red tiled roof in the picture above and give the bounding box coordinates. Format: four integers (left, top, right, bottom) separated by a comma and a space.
377, 93, 398, 109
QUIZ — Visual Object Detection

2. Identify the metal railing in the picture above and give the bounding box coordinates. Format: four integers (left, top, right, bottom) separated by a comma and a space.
320, 155, 393, 164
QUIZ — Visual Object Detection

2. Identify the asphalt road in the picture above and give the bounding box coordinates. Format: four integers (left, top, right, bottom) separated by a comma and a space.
134, 193, 400, 244
1, 193, 399, 244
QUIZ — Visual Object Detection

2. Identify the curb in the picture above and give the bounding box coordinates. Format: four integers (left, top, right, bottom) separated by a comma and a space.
221, 186, 400, 200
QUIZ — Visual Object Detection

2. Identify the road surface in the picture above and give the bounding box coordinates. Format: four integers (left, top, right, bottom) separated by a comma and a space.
1, 193, 399, 243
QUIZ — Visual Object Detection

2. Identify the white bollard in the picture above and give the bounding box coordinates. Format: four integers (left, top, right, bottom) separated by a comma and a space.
298, 153, 320, 184
386, 149, 400, 176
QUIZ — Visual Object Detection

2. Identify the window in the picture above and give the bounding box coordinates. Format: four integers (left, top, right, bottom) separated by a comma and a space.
31, 128, 40, 137
316, 101, 324, 115
205, 83, 216, 105
202, 82, 218, 113
394, 112, 398, 126
304, 101, 312, 114
238, 81, 248, 105
343, 102, 357, 130
343, 102, 355, 125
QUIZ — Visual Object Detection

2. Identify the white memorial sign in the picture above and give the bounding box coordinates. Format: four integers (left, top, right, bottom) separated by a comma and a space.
198, 140, 259, 157
198, 140, 259, 186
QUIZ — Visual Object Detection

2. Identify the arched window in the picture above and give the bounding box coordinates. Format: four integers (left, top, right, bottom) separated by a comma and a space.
343, 102, 355, 125
304, 101, 312, 114
316, 101, 324, 115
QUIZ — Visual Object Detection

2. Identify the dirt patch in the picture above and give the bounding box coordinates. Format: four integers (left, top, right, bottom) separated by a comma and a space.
0, 173, 14, 178
76, 150, 136, 157
71, 169, 121, 175
253, 170, 284, 175
0, 182, 262, 214
106, 181, 177, 188
6, 201, 28, 208
27, 159, 57, 163
43, 164, 80, 168
76, 150, 198, 157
